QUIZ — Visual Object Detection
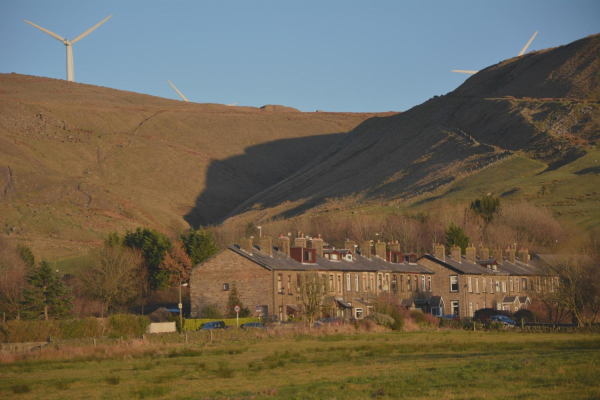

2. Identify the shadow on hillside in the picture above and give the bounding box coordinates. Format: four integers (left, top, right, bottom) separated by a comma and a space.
184, 133, 346, 228
574, 166, 600, 175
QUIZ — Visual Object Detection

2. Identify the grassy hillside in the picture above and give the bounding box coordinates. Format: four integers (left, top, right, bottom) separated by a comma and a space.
0, 74, 392, 260
224, 34, 600, 230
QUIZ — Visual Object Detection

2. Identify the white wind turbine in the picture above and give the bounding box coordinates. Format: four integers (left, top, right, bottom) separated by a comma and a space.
167, 80, 237, 106
452, 31, 538, 75
24, 15, 113, 82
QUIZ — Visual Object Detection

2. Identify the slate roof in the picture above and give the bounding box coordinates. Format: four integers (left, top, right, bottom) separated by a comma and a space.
421, 253, 540, 276
229, 245, 434, 274
429, 296, 443, 307
501, 296, 519, 303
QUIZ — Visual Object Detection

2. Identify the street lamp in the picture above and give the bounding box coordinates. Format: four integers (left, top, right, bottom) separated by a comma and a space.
179, 282, 188, 329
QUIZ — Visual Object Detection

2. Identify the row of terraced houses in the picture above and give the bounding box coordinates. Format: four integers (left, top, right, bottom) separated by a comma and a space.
190, 233, 556, 320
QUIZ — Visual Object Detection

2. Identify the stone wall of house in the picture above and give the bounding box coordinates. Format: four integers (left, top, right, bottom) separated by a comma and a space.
190, 249, 273, 318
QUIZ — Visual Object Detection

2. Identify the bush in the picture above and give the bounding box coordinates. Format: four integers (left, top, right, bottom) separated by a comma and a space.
59, 317, 101, 339
513, 309, 535, 324
108, 314, 150, 338
364, 313, 395, 328
389, 308, 405, 331
201, 304, 223, 319
410, 310, 427, 325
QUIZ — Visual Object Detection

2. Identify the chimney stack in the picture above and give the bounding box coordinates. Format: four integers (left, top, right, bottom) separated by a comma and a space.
506, 246, 516, 264
451, 245, 462, 263
344, 240, 356, 251
258, 236, 273, 257
240, 237, 254, 254
389, 240, 401, 252
518, 246, 529, 265
434, 243, 445, 262
465, 243, 476, 263
309, 234, 324, 258
361, 241, 371, 259
277, 234, 290, 257
478, 245, 489, 261
294, 232, 307, 248
374, 240, 386, 259
493, 246, 503, 264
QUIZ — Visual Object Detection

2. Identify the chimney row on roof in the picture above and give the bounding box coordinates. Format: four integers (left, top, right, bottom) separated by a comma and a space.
294, 233, 307, 249
389, 240, 401, 252
344, 240, 356, 251
434, 243, 445, 262
493, 246, 503, 264
258, 236, 273, 257
465, 244, 476, 263
277, 234, 290, 257
451, 245, 462, 263
240, 237, 253, 254
518, 247, 529, 265
506, 246, 516, 264
478, 245, 489, 261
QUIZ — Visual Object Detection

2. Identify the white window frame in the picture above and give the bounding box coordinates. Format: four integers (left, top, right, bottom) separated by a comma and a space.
346, 273, 351, 291
355, 308, 363, 319
468, 277, 472, 293
483, 278, 486, 293
510, 278, 514, 292
450, 275, 459, 292
502, 281, 507, 293
451, 301, 459, 316
355, 274, 359, 292
469, 302, 473, 317
428, 276, 432, 292
421, 275, 425, 291
476, 278, 479, 294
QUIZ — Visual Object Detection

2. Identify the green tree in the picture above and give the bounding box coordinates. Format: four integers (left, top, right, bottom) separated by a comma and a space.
445, 223, 470, 254
104, 232, 122, 247
123, 228, 171, 290
17, 244, 35, 270
244, 222, 257, 239
21, 260, 73, 320
180, 228, 219, 266
226, 283, 251, 318
470, 196, 501, 223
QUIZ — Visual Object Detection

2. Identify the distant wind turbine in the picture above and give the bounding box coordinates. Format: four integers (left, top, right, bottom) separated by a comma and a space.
167, 80, 189, 102
167, 80, 238, 106
24, 15, 113, 82
452, 31, 538, 75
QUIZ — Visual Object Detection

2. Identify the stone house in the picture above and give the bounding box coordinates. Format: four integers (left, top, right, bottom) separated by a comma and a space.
417, 243, 541, 318
190, 234, 434, 321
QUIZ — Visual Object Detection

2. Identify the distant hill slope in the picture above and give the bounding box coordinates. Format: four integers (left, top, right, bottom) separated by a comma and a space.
0, 74, 392, 259
225, 34, 600, 228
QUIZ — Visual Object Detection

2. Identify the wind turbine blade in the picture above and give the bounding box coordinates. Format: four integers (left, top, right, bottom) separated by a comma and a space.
24, 19, 65, 42
226, 103, 238, 106
452, 70, 478, 74
518, 31, 538, 56
71, 15, 113, 44
167, 80, 189, 102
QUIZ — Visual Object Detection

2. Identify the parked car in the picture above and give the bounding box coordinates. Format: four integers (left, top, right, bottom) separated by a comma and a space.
489, 315, 515, 326
313, 322, 324, 329
241, 322, 266, 330
442, 314, 460, 321
201, 321, 227, 330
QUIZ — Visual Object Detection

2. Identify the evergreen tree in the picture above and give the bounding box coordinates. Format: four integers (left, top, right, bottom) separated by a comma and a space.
17, 244, 35, 270
180, 228, 219, 266
470, 196, 501, 223
21, 260, 73, 320
123, 228, 171, 290
445, 223, 470, 254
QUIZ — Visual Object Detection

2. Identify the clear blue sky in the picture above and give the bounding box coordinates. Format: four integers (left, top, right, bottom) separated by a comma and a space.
1, 1, 598, 112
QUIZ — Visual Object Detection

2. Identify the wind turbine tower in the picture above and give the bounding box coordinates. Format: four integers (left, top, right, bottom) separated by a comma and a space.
24, 15, 113, 82
167, 80, 189, 102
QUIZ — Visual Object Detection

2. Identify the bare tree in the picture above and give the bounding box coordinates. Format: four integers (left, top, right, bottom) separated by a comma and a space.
0, 238, 27, 320
297, 271, 326, 325
80, 244, 144, 317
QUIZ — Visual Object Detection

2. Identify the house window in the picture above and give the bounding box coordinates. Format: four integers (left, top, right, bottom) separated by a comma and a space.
468, 277, 472, 293
378, 274, 382, 290
476, 278, 479, 294
355, 308, 363, 319
421, 275, 425, 291
516, 278, 520, 293
469, 302, 473, 317
279, 305, 283, 321
304, 251, 312, 262
451, 301, 459, 316
331, 254, 338, 260
392, 275, 398, 292
407, 275, 412, 291
400, 275, 404, 291
502, 281, 507, 293
428, 276, 432, 292
363, 273, 367, 290
329, 275, 334, 292
337, 275, 342, 293
510, 278, 514, 292
496, 280, 500, 293
346, 274, 351, 291
355, 274, 359, 292
287, 275, 292, 295
223, 283, 229, 291
450, 275, 459, 292
346, 254, 353, 261
522, 278, 527, 290
490, 278, 494, 293
483, 301, 486, 309
385, 274, 390, 291
483, 278, 486, 293
414, 275, 418, 291
278, 274, 283, 294
370, 274, 375, 292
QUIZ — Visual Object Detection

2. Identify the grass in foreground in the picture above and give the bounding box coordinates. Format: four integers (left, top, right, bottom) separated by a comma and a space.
0, 331, 598, 399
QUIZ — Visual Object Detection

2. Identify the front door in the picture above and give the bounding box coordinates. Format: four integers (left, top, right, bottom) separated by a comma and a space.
262, 306, 268, 320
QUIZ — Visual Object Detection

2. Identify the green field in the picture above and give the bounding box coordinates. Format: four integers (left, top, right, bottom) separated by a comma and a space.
1, 330, 598, 399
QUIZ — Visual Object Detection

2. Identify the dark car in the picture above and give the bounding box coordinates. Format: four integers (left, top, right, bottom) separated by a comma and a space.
241, 322, 267, 330
201, 321, 227, 330
313, 322, 324, 329
442, 314, 460, 321
489, 315, 515, 326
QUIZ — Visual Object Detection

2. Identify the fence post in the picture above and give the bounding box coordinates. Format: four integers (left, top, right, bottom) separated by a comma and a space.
93, 338, 97, 348
185, 332, 188, 344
